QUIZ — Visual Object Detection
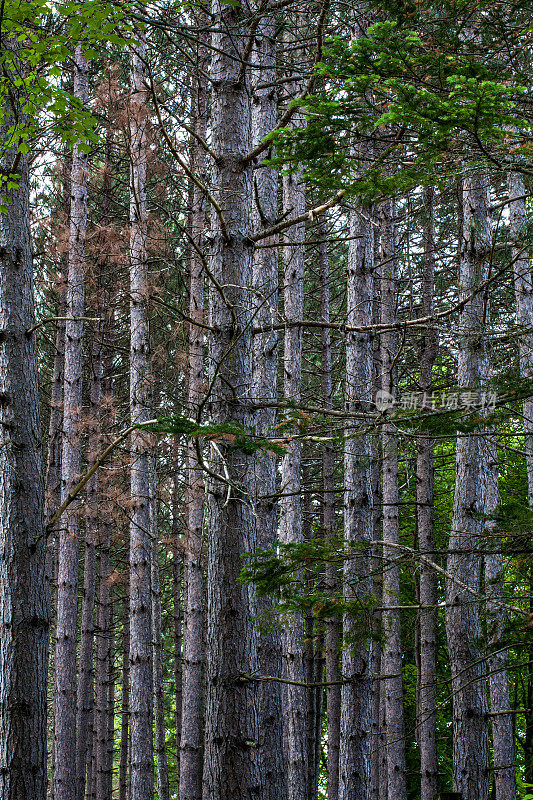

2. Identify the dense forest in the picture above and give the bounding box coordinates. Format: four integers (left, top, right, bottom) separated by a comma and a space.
1, 1, 533, 799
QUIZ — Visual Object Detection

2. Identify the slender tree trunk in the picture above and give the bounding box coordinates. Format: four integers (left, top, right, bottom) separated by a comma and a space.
484, 447, 516, 800
151, 470, 170, 800
317, 221, 341, 800
509, 171, 533, 782
371, 274, 383, 800
251, 8, 286, 800
119, 589, 130, 800
94, 123, 115, 800
46, 155, 70, 800
76, 328, 102, 800
172, 458, 183, 790
445, 175, 491, 800
279, 17, 308, 799
128, 40, 154, 800
53, 43, 89, 800
417, 186, 439, 800
339, 199, 374, 800
179, 22, 208, 800
0, 111, 47, 800
379, 198, 407, 800
202, 3, 262, 796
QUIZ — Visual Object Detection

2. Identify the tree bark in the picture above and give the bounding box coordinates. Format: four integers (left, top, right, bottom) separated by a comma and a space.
128, 39, 154, 800
179, 19, 208, 800
318, 221, 341, 800
251, 8, 286, 800
151, 470, 170, 800
75, 327, 101, 800
53, 43, 89, 800
339, 200, 374, 800
509, 170, 533, 782
379, 198, 407, 800
202, 3, 262, 796
279, 16, 308, 799
416, 186, 439, 800
445, 175, 491, 800
0, 114, 47, 800
119, 588, 130, 800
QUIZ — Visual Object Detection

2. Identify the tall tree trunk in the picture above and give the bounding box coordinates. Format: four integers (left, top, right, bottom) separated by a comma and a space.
179, 21, 208, 800
371, 273, 383, 800
75, 328, 102, 800
119, 588, 130, 800
0, 111, 47, 800
46, 155, 70, 800
416, 186, 439, 800
484, 446, 516, 800
379, 198, 407, 800
339, 199, 374, 800
172, 456, 183, 791
251, 8, 286, 800
279, 17, 308, 800
94, 118, 115, 800
128, 40, 154, 800
509, 171, 533, 781
445, 175, 491, 800
151, 470, 170, 800
318, 221, 341, 800
202, 2, 262, 797
53, 43, 89, 800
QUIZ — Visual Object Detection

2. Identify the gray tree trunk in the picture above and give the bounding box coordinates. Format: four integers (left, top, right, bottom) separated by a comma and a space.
416, 186, 439, 800
318, 222, 341, 800
339, 200, 374, 800
118, 589, 130, 800
172, 454, 183, 790
445, 175, 491, 800
128, 40, 154, 800
179, 21, 208, 800
510, 171, 533, 786
484, 446, 516, 800
0, 115, 47, 800
151, 471, 170, 800
251, 9, 286, 800
279, 17, 308, 800
379, 198, 407, 800
53, 43, 89, 800
75, 327, 102, 800
202, 2, 262, 797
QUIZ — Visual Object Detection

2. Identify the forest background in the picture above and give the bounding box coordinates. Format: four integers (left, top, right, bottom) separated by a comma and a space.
1, 2, 533, 800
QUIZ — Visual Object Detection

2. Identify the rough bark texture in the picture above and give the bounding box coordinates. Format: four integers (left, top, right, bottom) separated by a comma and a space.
318, 222, 341, 800
416, 186, 439, 800
510, 171, 533, 782
339, 202, 374, 800
202, 3, 262, 798
0, 134, 47, 800
75, 335, 100, 800
379, 198, 407, 800
484, 447, 516, 800
151, 473, 170, 800
251, 9, 286, 800
172, 458, 183, 791
179, 21, 208, 800
53, 43, 88, 800
279, 17, 308, 800
445, 175, 491, 800
118, 590, 130, 800
128, 41, 154, 800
